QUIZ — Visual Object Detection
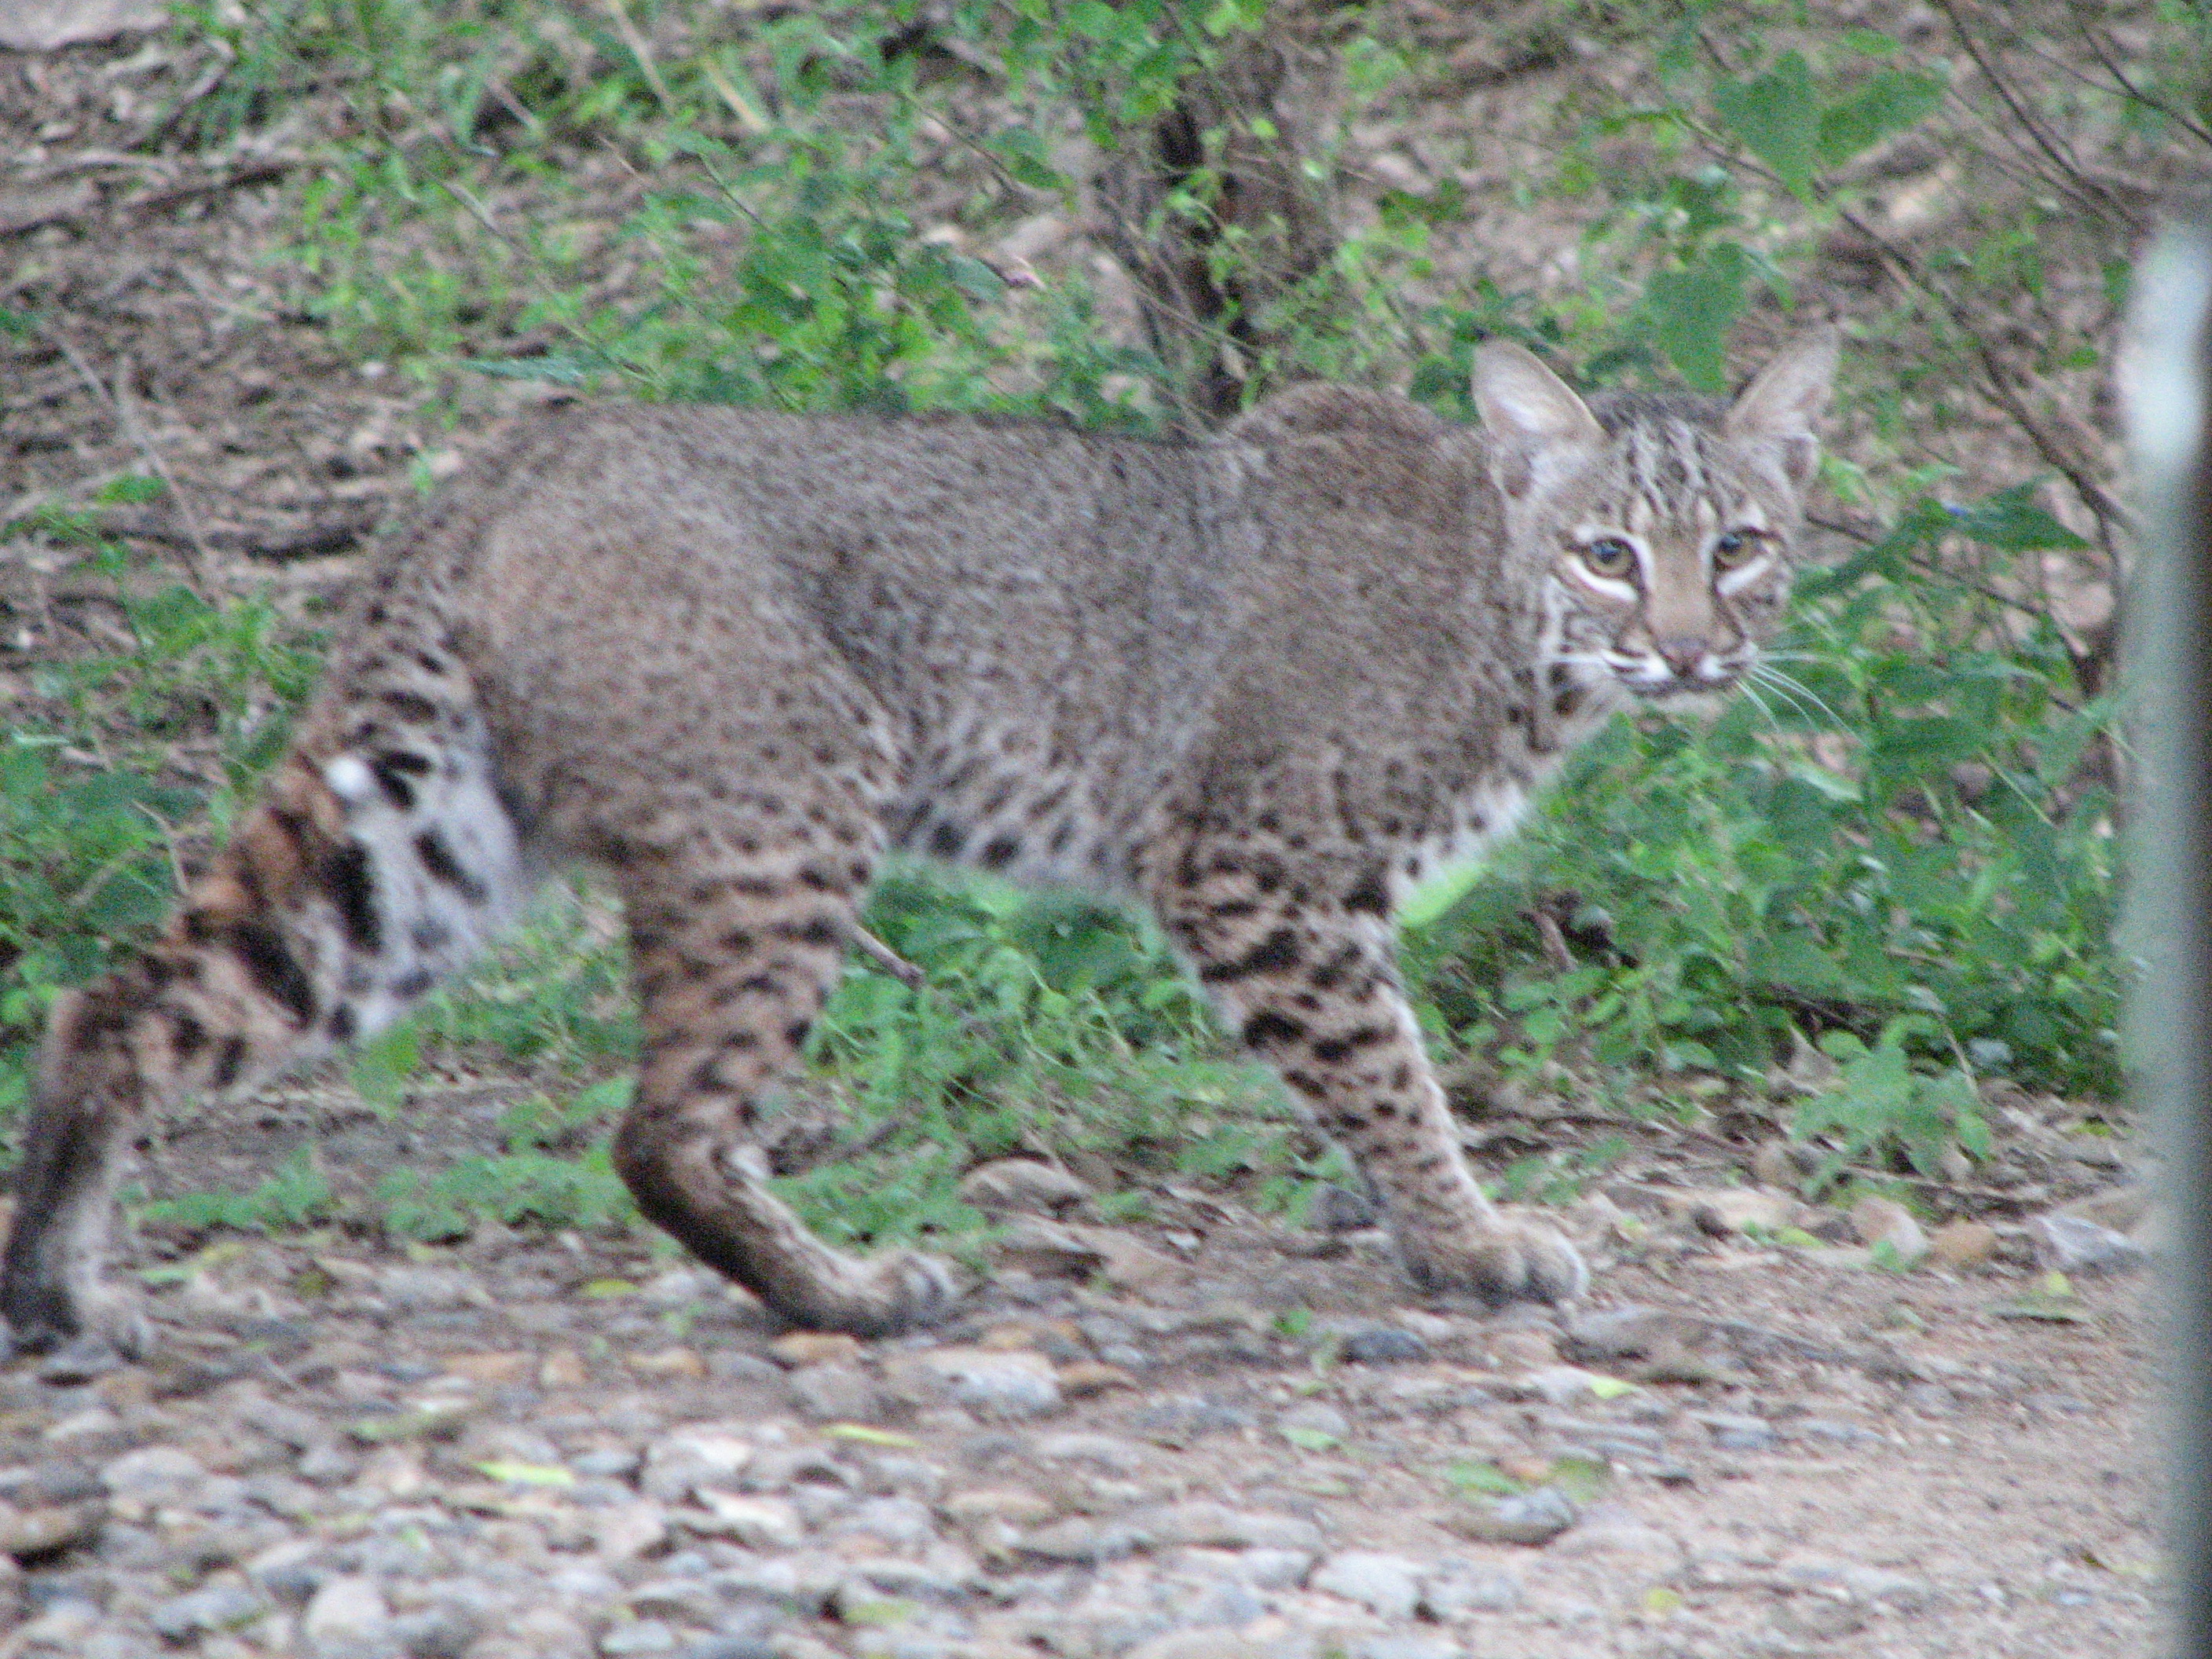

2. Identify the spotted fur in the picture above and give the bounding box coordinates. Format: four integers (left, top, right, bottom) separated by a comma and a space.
2, 332, 1836, 1353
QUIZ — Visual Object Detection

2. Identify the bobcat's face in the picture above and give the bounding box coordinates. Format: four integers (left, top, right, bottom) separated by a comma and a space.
1543, 428, 1799, 700
1473, 330, 1840, 705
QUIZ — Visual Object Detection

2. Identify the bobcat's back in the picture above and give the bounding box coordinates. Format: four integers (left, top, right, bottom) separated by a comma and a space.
357, 390, 1538, 894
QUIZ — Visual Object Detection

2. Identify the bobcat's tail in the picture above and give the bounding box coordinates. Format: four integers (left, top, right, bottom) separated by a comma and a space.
2, 632, 532, 1354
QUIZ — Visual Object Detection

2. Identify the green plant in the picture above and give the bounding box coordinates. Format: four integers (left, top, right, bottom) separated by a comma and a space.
137, 1144, 335, 1235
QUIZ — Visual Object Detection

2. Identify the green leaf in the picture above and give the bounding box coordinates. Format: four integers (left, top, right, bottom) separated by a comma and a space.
822, 1424, 921, 1447
1817, 69, 1945, 167
984, 128, 1065, 192
474, 1460, 577, 1488
1280, 1424, 1340, 1452
1949, 484, 2089, 551
1445, 1460, 1525, 1496
1714, 51, 1819, 200
580, 1277, 639, 1298
1646, 243, 1746, 392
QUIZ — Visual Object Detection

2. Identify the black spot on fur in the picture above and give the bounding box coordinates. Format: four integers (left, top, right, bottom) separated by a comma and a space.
734, 973, 782, 997
721, 929, 757, 955
230, 923, 314, 1026
169, 1013, 205, 1059
979, 835, 1021, 870
381, 690, 438, 723
1390, 1063, 1412, 1090
1242, 1009, 1308, 1048
1342, 866, 1390, 916
783, 1021, 812, 1049
214, 1036, 249, 1090
771, 917, 841, 949
412, 919, 452, 953
1308, 944, 1362, 991
415, 830, 489, 904
392, 969, 435, 998
325, 843, 382, 953
327, 1005, 357, 1042
372, 751, 431, 811
1198, 927, 1302, 983
1311, 1026, 1387, 1064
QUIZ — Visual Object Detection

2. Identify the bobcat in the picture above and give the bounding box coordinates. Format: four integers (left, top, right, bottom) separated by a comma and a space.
2, 330, 1837, 1357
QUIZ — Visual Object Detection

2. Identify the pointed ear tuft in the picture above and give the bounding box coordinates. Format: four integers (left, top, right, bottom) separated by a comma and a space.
1724, 326, 1840, 491
1472, 341, 1606, 501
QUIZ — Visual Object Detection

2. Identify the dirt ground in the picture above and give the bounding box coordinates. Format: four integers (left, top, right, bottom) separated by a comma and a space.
0, 11, 2169, 1659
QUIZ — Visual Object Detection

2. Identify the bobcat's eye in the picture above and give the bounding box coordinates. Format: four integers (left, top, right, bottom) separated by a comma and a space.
1712, 529, 1763, 569
1581, 538, 1637, 580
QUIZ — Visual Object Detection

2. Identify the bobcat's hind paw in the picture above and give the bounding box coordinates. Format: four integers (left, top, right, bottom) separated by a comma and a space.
1, 1279, 151, 1368
1399, 1217, 1588, 1308
771, 1247, 967, 1340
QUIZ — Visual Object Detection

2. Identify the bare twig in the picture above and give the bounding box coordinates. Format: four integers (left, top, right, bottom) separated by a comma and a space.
848, 925, 926, 989
48, 332, 215, 592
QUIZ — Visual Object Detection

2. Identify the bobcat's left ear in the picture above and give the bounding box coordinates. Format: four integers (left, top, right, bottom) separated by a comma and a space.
1724, 326, 1840, 491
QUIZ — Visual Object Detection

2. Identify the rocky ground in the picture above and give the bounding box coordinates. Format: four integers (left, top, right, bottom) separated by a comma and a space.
0, 1137, 2162, 1659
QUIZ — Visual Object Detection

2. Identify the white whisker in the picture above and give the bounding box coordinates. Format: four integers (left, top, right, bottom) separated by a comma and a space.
1750, 663, 1853, 731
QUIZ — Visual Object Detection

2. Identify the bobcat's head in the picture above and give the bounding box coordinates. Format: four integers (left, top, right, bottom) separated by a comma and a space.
1473, 330, 1839, 700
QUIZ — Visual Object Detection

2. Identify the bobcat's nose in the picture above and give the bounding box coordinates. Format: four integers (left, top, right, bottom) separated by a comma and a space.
1654, 637, 1708, 680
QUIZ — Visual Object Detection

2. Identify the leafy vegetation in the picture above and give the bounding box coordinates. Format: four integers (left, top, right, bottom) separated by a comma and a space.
3, 0, 2197, 1244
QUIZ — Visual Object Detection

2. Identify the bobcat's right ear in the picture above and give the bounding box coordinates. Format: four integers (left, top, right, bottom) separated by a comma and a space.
1473, 341, 1606, 502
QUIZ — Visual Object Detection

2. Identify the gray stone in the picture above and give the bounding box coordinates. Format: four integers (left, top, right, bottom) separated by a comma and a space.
149, 1583, 268, 1640
833, 1496, 937, 1548
1353, 1639, 1466, 1659
1695, 1410, 1777, 1452
1136, 1502, 1323, 1552
960, 1159, 1093, 1216
786, 1363, 887, 1423
1237, 1547, 1314, 1589
1789, 1417, 1880, 1447
1018, 1516, 1152, 1563
304, 1575, 392, 1652
1421, 1558, 1523, 1617
1341, 1325, 1428, 1364
1130, 1395, 1254, 1441
101, 1444, 207, 1499
917, 1350, 1061, 1419
1310, 1551, 1424, 1619
1445, 1485, 1578, 1547
1031, 1431, 1148, 1474
1276, 1401, 1350, 1438
601, 1621, 678, 1655
2034, 1214, 2150, 1275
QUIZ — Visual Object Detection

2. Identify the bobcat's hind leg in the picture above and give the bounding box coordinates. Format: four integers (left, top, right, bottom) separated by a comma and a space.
1151, 843, 1586, 1308
607, 830, 961, 1339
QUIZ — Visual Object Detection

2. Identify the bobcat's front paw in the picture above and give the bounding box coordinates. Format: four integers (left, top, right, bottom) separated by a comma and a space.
772, 1247, 966, 1339
1399, 1216, 1588, 1307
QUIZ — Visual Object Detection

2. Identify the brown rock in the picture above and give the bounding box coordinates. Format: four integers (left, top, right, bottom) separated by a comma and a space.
768, 1332, 863, 1368
1926, 1220, 1999, 1272
630, 1347, 708, 1379
1662, 1187, 1793, 1236
1056, 1362, 1137, 1398
1850, 1197, 1930, 1262
960, 1159, 1093, 1217
0, 1501, 100, 1560
443, 1352, 533, 1385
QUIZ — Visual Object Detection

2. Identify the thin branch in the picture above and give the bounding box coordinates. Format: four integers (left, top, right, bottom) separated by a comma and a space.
49, 332, 216, 592
2067, 2, 2212, 149
1928, 0, 2091, 184
848, 924, 925, 990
